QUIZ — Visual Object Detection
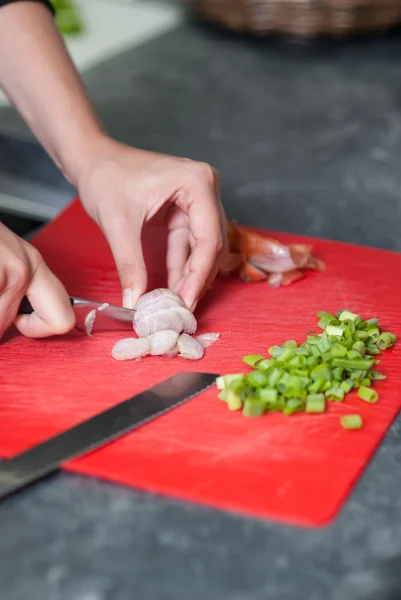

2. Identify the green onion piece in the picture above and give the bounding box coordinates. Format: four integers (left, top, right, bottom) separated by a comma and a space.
365, 318, 379, 328
317, 335, 332, 354
322, 380, 332, 392
218, 390, 228, 402
340, 379, 354, 393
288, 356, 303, 369
283, 340, 298, 349
311, 345, 321, 358
361, 378, 371, 387
347, 350, 362, 360
358, 386, 379, 404
309, 378, 326, 393
257, 358, 273, 373
268, 368, 283, 387
282, 398, 304, 416
306, 356, 319, 369
268, 346, 285, 358
244, 371, 269, 388
217, 374, 244, 390
377, 333, 394, 350
306, 393, 326, 413
332, 367, 344, 381
350, 370, 367, 382
278, 348, 296, 362
242, 354, 264, 368
367, 326, 380, 341
338, 310, 359, 322
352, 341, 366, 356
259, 388, 278, 405
341, 415, 363, 430
390, 334, 398, 344
325, 387, 345, 401
325, 325, 344, 337
307, 336, 321, 346
242, 398, 264, 417
331, 343, 347, 358
310, 363, 332, 381
332, 358, 375, 370
366, 345, 380, 356
371, 371, 387, 381
227, 391, 243, 411
355, 330, 369, 341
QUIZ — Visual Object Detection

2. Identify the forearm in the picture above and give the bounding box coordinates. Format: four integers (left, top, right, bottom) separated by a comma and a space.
0, 1, 105, 185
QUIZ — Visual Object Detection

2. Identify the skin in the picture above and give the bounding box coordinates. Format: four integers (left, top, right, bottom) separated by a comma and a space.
0, 1, 227, 340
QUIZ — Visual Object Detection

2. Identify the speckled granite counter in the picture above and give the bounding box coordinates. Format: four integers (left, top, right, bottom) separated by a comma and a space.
1, 22, 401, 600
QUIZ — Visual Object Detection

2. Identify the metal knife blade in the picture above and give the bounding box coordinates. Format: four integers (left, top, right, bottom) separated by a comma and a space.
18, 295, 135, 332
0, 372, 218, 501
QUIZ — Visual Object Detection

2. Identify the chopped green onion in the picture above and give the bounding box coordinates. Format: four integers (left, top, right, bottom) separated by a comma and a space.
341, 415, 363, 430
257, 358, 273, 373
352, 341, 366, 356
268, 346, 285, 358
358, 386, 379, 404
361, 378, 371, 387
259, 388, 278, 405
306, 394, 326, 413
278, 348, 296, 363
227, 390, 243, 411
243, 354, 264, 368
268, 368, 283, 387
365, 318, 379, 328
310, 363, 332, 381
283, 398, 304, 416
308, 378, 326, 393
218, 390, 228, 402
332, 367, 344, 381
245, 371, 269, 388
332, 358, 375, 370
242, 398, 265, 417
347, 350, 362, 360
340, 379, 354, 393
371, 371, 387, 381
366, 345, 380, 356
377, 333, 394, 350
325, 387, 345, 401
283, 340, 298, 349
367, 326, 380, 341
325, 325, 344, 337
331, 343, 347, 358
338, 310, 359, 322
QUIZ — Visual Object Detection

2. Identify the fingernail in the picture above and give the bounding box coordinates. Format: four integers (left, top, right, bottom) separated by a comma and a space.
122, 289, 134, 309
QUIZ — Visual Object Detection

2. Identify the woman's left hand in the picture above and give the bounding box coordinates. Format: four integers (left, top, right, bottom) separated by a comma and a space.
75, 137, 227, 311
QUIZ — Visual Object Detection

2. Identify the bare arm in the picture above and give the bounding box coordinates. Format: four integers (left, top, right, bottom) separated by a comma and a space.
0, 1, 226, 321
0, 1, 103, 186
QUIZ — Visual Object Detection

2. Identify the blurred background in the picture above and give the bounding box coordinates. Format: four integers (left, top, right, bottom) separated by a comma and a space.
1, 0, 401, 250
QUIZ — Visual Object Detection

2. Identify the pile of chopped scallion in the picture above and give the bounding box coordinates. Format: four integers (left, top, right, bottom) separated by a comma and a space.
216, 310, 397, 429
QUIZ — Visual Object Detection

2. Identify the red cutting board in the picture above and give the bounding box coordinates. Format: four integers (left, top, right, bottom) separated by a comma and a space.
1, 199, 401, 527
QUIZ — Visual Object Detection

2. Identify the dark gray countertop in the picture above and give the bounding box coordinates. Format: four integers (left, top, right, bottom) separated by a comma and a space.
1, 21, 401, 600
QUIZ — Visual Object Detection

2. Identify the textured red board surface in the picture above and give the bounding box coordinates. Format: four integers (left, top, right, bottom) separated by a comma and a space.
1, 199, 401, 526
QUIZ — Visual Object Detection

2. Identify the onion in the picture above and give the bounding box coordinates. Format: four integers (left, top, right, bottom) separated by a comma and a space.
196, 332, 220, 348
149, 330, 179, 356
111, 337, 150, 361
178, 333, 205, 360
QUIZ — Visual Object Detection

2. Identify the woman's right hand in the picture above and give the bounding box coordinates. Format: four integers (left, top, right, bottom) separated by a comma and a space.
0, 222, 75, 340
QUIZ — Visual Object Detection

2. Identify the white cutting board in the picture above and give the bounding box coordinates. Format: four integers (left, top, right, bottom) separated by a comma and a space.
0, 0, 182, 107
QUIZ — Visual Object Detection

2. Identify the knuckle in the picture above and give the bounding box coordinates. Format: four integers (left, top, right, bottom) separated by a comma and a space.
53, 311, 76, 335
7, 259, 30, 292
194, 162, 215, 184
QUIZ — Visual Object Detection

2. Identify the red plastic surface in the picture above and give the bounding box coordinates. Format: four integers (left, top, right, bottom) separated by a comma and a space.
1, 199, 401, 526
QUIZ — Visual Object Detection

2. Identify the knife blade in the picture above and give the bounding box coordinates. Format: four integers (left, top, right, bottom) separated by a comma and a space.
0, 372, 218, 501
18, 295, 135, 332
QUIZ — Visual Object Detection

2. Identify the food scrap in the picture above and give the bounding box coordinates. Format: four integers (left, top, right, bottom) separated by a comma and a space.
216, 310, 397, 429
219, 221, 325, 287
111, 289, 219, 361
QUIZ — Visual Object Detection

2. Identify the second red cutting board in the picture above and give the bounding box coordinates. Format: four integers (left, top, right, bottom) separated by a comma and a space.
1, 199, 401, 526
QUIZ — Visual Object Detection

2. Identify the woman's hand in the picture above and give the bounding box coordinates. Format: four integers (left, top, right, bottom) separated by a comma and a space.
76, 137, 227, 310
0, 223, 75, 340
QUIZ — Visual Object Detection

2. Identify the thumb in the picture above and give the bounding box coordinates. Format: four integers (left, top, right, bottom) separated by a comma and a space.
102, 217, 147, 309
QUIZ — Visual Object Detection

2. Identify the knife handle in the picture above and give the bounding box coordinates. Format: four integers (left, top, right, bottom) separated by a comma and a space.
18, 296, 74, 315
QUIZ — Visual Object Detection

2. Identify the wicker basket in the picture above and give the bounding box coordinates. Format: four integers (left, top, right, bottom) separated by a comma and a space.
182, 0, 401, 38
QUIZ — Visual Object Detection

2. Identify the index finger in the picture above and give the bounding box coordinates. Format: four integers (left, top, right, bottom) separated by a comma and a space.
177, 167, 226, 309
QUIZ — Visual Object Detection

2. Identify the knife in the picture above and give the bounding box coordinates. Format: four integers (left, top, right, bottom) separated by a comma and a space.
0, 372, 218, 501
18, 295, 134, 332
